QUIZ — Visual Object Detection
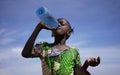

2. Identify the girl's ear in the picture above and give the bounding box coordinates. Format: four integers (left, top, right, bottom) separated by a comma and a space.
67, 30, 72, 36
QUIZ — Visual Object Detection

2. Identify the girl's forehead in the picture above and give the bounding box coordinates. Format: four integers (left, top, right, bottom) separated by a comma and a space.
58, 19, 68, 24
58, 18, 66, 21
58, 18, 71, 27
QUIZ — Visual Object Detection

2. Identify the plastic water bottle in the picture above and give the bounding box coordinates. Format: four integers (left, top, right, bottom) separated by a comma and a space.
36, 7, 58, 28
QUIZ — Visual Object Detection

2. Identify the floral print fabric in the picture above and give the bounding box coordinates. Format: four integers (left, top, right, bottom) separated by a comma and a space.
34, 42, 81, 75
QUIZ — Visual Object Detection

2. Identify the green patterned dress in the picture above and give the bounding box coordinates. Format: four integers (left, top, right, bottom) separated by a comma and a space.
33, 42, 81, 75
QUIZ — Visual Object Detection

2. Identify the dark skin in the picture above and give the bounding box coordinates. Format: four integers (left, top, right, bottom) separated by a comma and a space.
21, 18, 100, 70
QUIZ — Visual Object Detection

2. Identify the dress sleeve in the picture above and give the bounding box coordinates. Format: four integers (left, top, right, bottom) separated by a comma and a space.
31, 42, 43, 59
74, 49, 82, 65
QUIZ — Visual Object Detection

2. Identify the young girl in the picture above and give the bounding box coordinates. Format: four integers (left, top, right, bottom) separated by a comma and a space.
21, 18, 100, 75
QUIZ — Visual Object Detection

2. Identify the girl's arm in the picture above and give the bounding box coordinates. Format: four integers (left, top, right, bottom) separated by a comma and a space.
21, 22, 55, 58
82, 57, 100, 70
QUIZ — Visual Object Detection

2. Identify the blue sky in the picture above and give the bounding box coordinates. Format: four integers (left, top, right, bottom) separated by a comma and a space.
0, 0, 120, 75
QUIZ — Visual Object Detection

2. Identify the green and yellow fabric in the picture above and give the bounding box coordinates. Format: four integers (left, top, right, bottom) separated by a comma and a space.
34, 42, 81, 75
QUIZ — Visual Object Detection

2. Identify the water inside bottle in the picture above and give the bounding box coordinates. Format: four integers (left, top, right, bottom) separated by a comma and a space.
36, 7, 58, 28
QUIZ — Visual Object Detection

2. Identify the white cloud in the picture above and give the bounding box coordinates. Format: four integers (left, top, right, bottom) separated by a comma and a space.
68, 40, 91, 47
0, 28, 17, 37
77, 45, 120, 75
0, 38, 15, 45
0, 28, 29, 45
2, 28, 30, 38
79, 45, 120, 58
0, 47, 23, 61
88, 63, 120, 75
0, 28, 7, 35
0, 45, 42, 75
0, 69, 12, 75
0, 58, 42, 75
11, 47, 23, 55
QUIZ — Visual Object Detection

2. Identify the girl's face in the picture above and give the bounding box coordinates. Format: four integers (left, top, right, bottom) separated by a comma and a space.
52, 18, 71, 37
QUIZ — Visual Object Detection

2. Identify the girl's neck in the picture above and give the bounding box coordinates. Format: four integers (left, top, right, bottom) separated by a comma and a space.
53, 36, 66, 45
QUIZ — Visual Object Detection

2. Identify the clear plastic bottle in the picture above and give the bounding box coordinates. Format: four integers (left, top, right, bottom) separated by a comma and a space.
36, 7, 58, 28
